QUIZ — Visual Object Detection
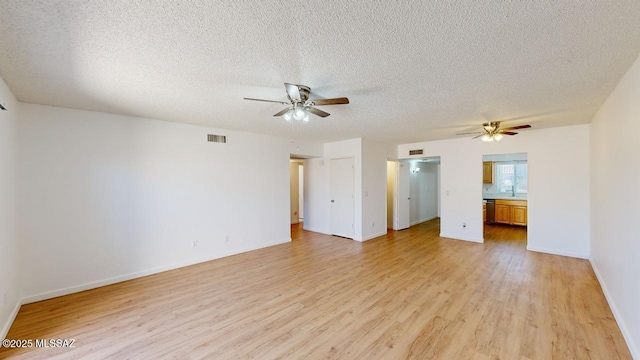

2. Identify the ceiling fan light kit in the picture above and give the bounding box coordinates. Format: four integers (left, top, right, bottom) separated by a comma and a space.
244, 83, 349, 123
481, 133, 503, 142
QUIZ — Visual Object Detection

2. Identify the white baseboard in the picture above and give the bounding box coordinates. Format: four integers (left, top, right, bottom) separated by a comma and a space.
302, 226, 330, 235
1, 298, 23, 340
21, 238, 290, 305
526, 245, 588, 259
361, 231, 387, 242
410, 216, 437, 226
439, 232, 483, 243
590, 259, 639, 360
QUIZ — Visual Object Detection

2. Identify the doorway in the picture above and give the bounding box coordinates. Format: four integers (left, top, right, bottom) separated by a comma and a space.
289, 160, 303, 224
482, 153, 528, 247
387, 157, 440, 232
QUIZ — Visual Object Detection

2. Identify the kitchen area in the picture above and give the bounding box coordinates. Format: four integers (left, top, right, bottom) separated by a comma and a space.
482, 153, 528, 228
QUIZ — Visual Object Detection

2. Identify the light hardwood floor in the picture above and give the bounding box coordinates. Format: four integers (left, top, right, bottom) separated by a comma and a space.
1, 220, 631, 359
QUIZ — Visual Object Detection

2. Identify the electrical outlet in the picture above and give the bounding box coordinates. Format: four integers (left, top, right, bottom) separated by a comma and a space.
225, 235, 229, 243
371, 222, 375, 228
192, 240, 198, 247
462, 222, 467, 228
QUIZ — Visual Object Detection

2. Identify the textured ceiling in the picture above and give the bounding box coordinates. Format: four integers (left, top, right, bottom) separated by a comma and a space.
1, 1, 640, 144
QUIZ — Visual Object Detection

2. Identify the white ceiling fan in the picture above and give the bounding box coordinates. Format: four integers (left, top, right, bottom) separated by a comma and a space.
244, 83, 349, 122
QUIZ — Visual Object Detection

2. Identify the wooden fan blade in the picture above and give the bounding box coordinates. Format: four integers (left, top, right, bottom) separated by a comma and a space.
456, 132, 483, 135
501, 131, 518, 135
311, 97, 350, 106
500, 124, 531, 131
273, 108, 291, 117
284, 83, 301, 102
244, 97, 288, 105
306, 107, 330, 118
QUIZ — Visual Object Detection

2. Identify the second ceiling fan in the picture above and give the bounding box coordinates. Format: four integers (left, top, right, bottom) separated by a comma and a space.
457, 121, 532, 142
244, 83, 349, 122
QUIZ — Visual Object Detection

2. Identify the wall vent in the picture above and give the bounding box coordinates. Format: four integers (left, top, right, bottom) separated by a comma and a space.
409, 149, 423, 156
207, 134, 227, 143
0, 103, 7, 111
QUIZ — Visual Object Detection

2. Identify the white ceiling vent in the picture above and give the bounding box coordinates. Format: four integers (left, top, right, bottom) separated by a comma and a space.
207, 134, 227, 143
409, 149, 423, 156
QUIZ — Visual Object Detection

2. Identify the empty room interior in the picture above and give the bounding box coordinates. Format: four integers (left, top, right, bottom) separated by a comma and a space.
1, 2, 639, 359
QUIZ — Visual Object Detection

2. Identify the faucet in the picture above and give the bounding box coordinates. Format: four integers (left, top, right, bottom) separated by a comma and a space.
511, 186, 515, 197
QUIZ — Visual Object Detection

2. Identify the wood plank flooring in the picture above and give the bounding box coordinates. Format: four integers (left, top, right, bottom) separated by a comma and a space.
1, 220, 631, 359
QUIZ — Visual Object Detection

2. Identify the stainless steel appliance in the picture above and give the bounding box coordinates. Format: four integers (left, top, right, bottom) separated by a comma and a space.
485, 199, 495, 224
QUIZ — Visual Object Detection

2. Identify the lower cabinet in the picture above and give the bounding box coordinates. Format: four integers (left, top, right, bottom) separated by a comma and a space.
511, 206, 528, 226
495, 204, 511, 224
494, 200, 527, 226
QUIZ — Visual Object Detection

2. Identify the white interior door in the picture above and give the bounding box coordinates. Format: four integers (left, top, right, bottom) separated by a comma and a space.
331, 158, 354, 238
395, 161, 410, 230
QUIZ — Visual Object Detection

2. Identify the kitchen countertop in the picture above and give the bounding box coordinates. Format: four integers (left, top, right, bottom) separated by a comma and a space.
483, 196, 527, 200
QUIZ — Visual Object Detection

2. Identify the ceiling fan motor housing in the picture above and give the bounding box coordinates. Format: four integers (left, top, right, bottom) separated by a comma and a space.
296, 85, 311, 103
483, 122, 500, 133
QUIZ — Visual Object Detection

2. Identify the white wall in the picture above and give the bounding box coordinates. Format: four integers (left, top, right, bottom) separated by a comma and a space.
0, 76, 20, 339
16, 103, 309, 302
361, 139, 395, 241
408, 161, 439, 225
398, 124, 591, 258
590, 54, 640, 360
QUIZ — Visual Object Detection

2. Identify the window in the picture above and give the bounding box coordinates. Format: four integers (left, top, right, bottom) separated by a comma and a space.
496, 161, 528, 194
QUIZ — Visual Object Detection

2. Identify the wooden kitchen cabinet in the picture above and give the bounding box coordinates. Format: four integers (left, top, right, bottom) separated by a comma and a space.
511, 206, 528, 226
483, 162, 493, 184
495, 204, 511, 224
495, 199, 527, 226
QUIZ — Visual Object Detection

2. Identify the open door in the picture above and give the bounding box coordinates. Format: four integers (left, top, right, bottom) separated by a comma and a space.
394, 161, 410, 230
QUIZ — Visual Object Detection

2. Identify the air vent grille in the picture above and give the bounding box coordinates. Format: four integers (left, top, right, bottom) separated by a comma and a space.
207, 134, 227, 143
409, 149, 423, 156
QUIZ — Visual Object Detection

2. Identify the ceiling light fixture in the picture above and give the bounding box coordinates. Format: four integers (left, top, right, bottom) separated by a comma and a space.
282, 105, 310, 123
481, 133, 503, 142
